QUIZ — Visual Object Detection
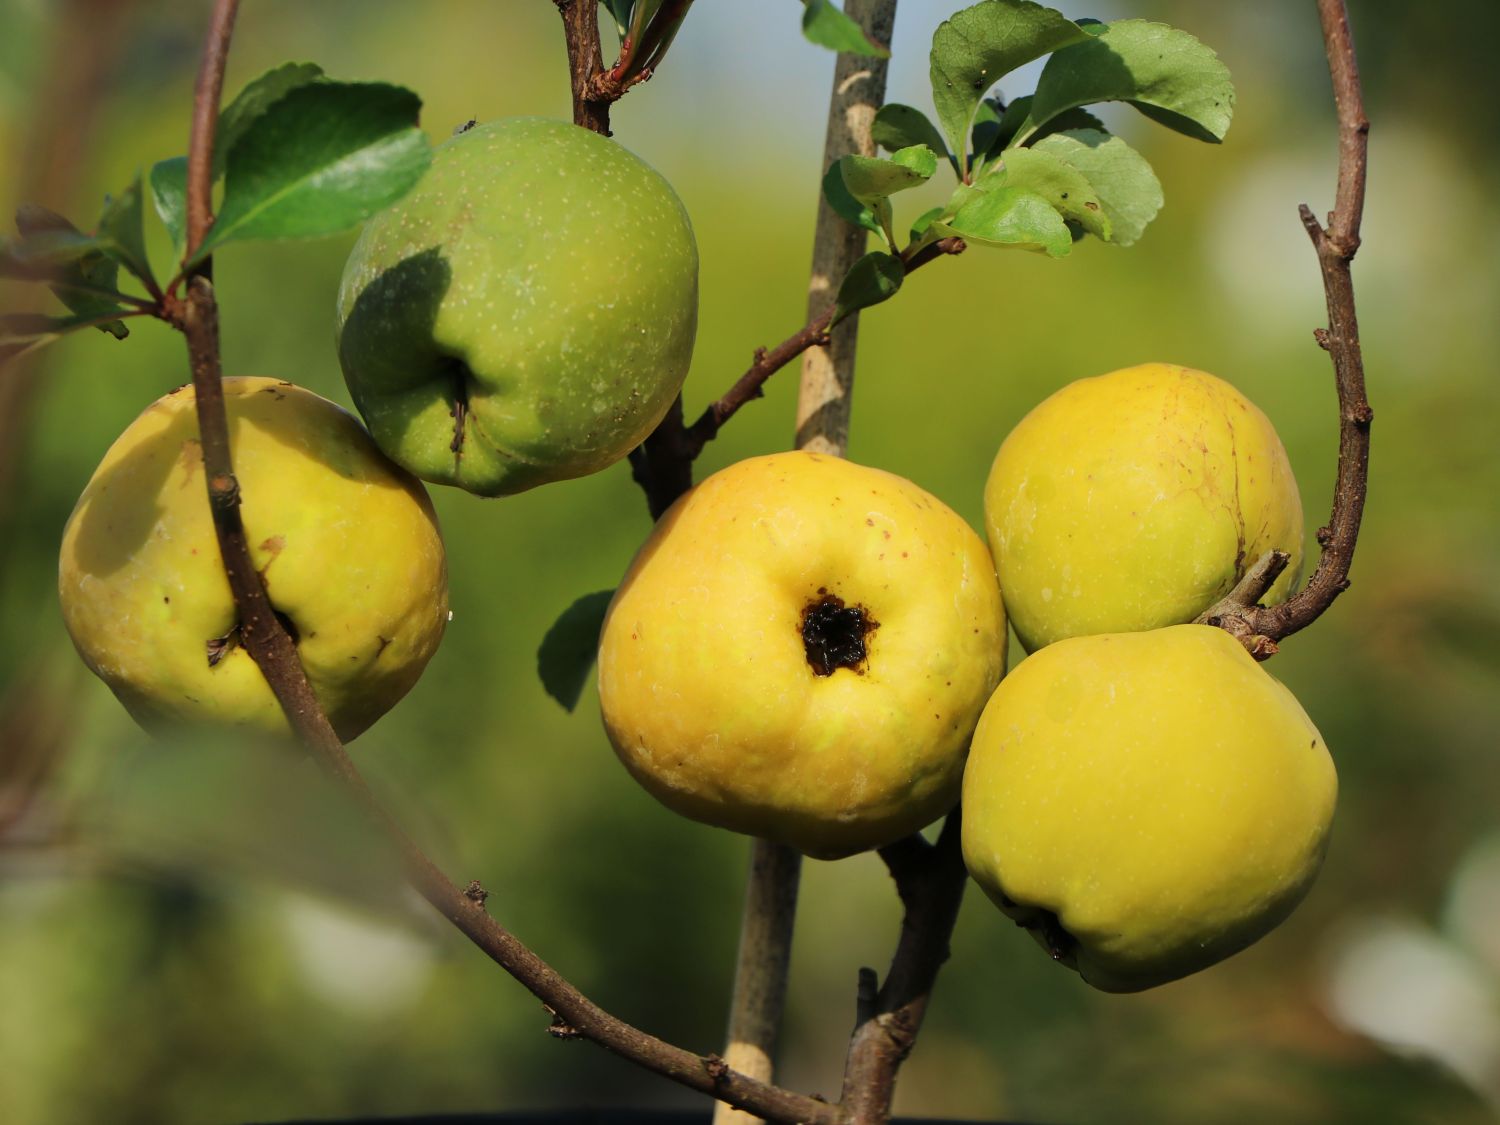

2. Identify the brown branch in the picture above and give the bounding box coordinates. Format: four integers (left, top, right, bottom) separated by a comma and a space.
172, 9, 839, 1120
554, 0, 612, 134
1212, 0, 1371, 651
841, 814, 969, 1123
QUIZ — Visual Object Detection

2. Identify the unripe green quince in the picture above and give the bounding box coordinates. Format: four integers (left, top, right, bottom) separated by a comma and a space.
962, 624, 1337, 993
598, 451, 1007, 859
58, 378, 449, 741
985, 362, 1303, 652
335, 116, 698, 497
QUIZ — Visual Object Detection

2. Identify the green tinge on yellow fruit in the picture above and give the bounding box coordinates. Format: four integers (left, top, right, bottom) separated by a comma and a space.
598, 451, 1007, 860
962, 624, 1337, 993
985, 362, 1303, 652
336, 116, 698, 498
58, 378, 449, 741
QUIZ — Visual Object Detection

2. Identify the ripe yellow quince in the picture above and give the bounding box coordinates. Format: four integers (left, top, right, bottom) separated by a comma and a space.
598, 451, 1007, 859
984, 362, 1303, 651
962, 624, 1337, 992
58, 378, 449, 741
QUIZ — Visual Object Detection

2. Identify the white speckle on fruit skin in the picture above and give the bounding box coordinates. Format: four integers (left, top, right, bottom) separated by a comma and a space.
1041, 588, 1053, 603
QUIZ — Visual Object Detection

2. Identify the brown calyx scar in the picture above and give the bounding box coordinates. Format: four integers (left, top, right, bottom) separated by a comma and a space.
801, 588, 877, 677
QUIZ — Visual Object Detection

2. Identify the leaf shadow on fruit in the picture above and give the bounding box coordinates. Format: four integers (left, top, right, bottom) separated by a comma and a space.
336, 246, 461, 453
67, 396, 203, 579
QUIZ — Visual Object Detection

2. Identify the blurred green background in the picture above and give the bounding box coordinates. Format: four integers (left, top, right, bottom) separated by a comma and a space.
2, 1, 1498, 1122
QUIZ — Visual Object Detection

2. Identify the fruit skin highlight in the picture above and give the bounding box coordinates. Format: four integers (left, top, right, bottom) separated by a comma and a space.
336, 116, 699, 498
961, 624, 1337, 993
984, 362, 1303, 652
598, 451, 1007, 860
58, 378, 449, 741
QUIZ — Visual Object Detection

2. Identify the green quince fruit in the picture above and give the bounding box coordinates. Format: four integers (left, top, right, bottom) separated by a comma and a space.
336, 116, 698, 497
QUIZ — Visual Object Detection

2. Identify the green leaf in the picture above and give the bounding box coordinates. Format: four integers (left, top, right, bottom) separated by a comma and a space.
872, 104, 955, 174
0, 310, 130, 366
5, 208, 130, 337
96, 171, 156, 290
839, 145, 937, 205
193, 81, 432, 262
822, 160, 884, 238
975, 95, 1105, 169
538, 590, 615, 712
600, 0, 633, 38
985, 146, 1109, 240
944, 184, 1072, 256
802, 0, 890, 57
150, 157, 187, 254
969, 97, 1007, 167
832, 250, 904, 324
929, 0, 1092, 169
1031, 128, 1162, 246
214, 62, 326, 180
1021, 20, 1234, 145
910, 205, 945, 242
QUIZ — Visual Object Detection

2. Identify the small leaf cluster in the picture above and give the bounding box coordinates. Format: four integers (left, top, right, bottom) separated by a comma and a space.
1, 63, 432, 365
821, 0, 1234, 320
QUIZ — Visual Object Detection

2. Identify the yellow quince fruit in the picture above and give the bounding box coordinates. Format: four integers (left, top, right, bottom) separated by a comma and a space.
59, 377, 448, 741
962, 624, 1337, 992
598, 450, 1007, 859
984, 362, 1303, 651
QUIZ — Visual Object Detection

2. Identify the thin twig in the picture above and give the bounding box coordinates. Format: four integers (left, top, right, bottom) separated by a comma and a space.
1211, 0, 1370, 652
630, 235, 963, 520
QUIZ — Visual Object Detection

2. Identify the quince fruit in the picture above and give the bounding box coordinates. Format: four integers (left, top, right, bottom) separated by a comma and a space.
598, 451, 1007, 859
984, 362, 1303, 651
336, 116, 699, 497
58, 378, 448, 741
962, 624, 1337, 992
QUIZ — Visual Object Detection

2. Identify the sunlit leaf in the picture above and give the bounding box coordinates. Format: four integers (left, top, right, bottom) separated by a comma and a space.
214, 61, 326, 179
929, 0, 1090, 167
1020, 20, 1234, 145
943, 184, 1072, 256
1032, 128, 1162, 245
193, 81, 431, 261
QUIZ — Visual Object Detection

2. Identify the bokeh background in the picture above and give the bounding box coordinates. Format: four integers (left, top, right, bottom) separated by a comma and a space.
2, 1, 1498, 1122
